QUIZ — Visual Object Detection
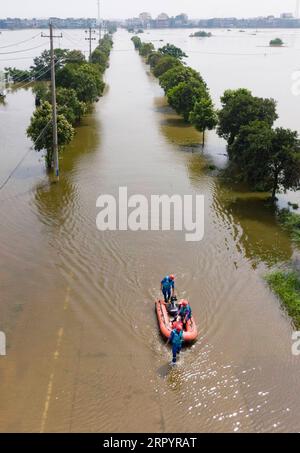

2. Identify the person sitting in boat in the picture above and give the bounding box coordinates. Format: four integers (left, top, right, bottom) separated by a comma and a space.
161, 275, 175, 303
177, 299, 192, 328
167, 324, 183, 365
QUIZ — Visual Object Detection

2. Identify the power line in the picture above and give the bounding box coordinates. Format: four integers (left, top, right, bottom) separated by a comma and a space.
0, 32, 41, 50
8, 57, 63, 90
0, 119, 52, 193
0, 42, 46, 55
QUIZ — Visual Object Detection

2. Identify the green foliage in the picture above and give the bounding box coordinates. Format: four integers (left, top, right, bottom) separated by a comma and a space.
139, 42, 155, 57
30, 49, 69, 81
4, 67, 31, 83
98, 34, 114, 56
229, 121, 300, 200
217, 88, 278, 145
131, 36, 142, 50
158, 43, 187, 60
65, 49, 86, 64
266, 271, 300, 328
270, 38, 284, 46
152, 55, 182, 78
278, 210, 300, 243
147, 52, 164, 68
159, 66, 203, 93
189, 97, 218, 144
190, 31, 212, 38
27, 101, 74, 168
56, 87, 86, 125
167, 79, 208, 122
91, 48, 109, 70
56, 63, 105, 104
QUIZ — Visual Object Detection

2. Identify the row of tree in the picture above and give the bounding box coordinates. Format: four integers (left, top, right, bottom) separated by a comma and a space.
131, 37, 217, 146
132, 36, 300, 202
25, 33, 113, 169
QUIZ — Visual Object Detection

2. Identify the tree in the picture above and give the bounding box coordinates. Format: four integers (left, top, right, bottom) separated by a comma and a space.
139, 42, 155, 57
91, 48, 109, 70
217, 88, 278, 146
190, 31, 212, 38
98, 34, 114, 56
56, 63, 105, 104
147, 52, 164, 69
167, 79, 208, 122
55, 88, 86, 125
4, 67, 31, 83
158, 44, 187, 60
159, 66, 204, 94
131, 36, 142, 50
66, 50, 86, 64
269, 127, 300, 201
30, 49, 69, 80
230, 121, 300, 201
189, 97, 218, 145
270, 38, 284, 47
152, 55, 182, 78
27, 101, 74, 169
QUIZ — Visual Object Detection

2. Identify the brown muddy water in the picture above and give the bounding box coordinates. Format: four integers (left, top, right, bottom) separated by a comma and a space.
0, 29, 300, 433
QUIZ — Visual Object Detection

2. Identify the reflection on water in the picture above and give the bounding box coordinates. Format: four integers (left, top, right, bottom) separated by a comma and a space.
155, 96, 203, 147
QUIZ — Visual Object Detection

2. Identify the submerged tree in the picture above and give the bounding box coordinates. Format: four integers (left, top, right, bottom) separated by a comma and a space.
152, 55, 182, 78
189, 97, 218, 146
158, 43, 187, 60
167, 79, 208, 122
27, 101, 74, 169
230, 120, 300, 202
217, 88, 278, 147
159, 66, 203, 93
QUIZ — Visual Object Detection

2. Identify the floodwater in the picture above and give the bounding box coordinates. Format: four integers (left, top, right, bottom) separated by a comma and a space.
0, 29, 300, 433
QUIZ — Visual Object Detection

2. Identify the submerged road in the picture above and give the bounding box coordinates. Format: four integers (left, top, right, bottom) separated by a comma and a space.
0, 30, 300, 432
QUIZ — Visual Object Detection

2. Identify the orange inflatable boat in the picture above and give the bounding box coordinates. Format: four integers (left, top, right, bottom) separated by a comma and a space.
155, 299, 198, 343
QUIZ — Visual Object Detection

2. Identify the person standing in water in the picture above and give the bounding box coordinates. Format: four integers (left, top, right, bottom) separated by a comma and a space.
166, 324, 183, 365
161, 274, 175, 303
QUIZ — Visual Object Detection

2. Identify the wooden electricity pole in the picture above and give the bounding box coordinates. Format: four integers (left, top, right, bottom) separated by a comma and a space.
97, 0, 102, 40
85, 26, 96, 61
42, 23, 62, 179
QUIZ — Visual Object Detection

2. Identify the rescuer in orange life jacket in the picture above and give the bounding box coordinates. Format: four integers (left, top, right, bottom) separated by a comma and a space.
177, 299, 192, 328
166, 323, 183, 365
161, 274, 175, 303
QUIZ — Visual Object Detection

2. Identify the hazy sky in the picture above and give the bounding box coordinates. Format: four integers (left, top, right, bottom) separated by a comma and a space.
0, 0, 298, 20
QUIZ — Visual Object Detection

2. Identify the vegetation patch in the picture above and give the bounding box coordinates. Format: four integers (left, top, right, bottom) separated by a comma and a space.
278, 209, 300, 244
190, 31, 212, 38
270, 38, 284, 47
266, 271, 300, 328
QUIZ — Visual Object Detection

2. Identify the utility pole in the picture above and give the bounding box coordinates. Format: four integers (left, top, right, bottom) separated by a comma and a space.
296, 0, 300, 18
85, 26, 96, 61
97, 0, 101, 40
42, 23, 62, 179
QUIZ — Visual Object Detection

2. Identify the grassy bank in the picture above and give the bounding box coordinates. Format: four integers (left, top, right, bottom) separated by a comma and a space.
266, 271, 300, 328
278, 209, 300, 244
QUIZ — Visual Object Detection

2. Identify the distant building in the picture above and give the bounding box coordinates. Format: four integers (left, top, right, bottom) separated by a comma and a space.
280, 12, 294, 19
125, 17, 142, 29
139, 12, 152, 22
155, 13, 170, 28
